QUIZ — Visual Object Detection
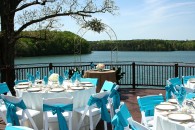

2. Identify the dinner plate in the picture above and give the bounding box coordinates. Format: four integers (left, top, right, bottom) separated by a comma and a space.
15, 85, 29, 89
103, 69, 110, 71
27, 87, 41, 92
71, 87, 85, 90
80, 82, 91, 84
83, 84, 94, 87
50, 88, 65, 92
18, 82, 29, 85
156, 104, 177, 111
168, 99, 178, 104
167, 113, 193, 122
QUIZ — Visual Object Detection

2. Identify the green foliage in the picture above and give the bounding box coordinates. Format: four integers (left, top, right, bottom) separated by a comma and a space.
15, 31, 91, 57
90, 39, 195, 51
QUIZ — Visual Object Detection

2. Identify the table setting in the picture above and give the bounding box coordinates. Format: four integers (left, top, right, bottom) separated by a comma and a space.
154, 85, 195, 130
14, 71, 97, 130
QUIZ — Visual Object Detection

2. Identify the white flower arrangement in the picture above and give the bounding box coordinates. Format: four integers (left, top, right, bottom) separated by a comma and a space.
49, 73, 59, 82
96, 63, 105, 71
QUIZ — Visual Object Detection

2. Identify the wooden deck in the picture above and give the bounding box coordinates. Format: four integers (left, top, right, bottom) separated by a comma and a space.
0, 88, 165, 130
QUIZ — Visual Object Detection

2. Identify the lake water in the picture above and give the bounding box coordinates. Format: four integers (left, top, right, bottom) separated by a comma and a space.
15, 51, 195, 65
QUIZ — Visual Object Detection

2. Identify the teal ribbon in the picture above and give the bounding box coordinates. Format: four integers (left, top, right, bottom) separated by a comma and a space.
43, 104, 73, 130
3, 99, 27, 126
111, 104, 136, 130
109, 89, 120, 114
87, 95, 111, 122
137, 95, 164, 116
0, 83, 9, 94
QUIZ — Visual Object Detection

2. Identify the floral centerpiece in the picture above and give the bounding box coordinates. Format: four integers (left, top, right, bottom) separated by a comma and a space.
49, 73, 59, 84
96, 63, 105, 71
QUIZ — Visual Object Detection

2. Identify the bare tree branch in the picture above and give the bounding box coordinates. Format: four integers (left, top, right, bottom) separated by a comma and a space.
12, 0, 43, 13
15, 11, 92, 36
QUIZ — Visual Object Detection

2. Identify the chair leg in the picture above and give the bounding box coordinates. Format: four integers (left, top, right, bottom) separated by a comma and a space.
104, 121, 107, 130
77, 106, 89, 130
25, 110, 38, 130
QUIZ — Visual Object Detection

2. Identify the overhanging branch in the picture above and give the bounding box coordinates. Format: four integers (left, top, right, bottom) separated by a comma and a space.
12, 0, 43, 13
15, 11, 91, 36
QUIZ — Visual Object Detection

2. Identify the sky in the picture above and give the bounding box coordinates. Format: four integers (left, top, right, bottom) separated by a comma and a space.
58, 0, 195, 41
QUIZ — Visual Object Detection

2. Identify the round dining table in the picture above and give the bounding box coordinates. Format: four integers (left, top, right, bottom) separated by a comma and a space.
84, 69, 116, 92
14, 80, 96, 130
154, 100, 195, 130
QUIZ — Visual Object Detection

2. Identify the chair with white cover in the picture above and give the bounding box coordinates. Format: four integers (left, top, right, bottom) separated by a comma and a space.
182, 76, 195, 93
0, 82, 12, 124
107, 85, 120, 122
5, 123, 33, 130
137, 94, 164, 130
0, 95, 40, 130
182, 75, 195, 87
100, 80, 116, 92
111, 102, 149, 130
43, 97, 73, 130
165, 77, 182, 100
74, 91, 111, 130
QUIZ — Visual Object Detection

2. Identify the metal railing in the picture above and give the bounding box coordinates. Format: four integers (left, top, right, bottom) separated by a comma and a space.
1, 62, 195, 89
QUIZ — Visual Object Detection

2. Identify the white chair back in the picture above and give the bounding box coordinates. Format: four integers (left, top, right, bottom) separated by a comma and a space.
43, 96, 73, 130
76, 91, 110, 130
1, 95, 39, 130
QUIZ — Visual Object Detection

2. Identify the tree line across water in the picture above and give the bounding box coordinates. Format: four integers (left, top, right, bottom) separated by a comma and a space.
15, 31, 195, 57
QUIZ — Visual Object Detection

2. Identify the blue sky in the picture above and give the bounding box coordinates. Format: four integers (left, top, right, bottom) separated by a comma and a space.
59, 0, 195, 41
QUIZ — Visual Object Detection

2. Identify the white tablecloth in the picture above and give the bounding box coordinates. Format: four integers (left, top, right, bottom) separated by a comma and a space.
15, 85, 96, 130
154, 105, 195, 130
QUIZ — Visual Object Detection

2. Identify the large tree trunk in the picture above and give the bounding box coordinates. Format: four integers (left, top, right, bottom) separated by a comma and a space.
0, 0, 20, 96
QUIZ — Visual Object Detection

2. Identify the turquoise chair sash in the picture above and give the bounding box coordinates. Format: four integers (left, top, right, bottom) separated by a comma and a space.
80, 78, 98, 86
168, 77, 182, 86
87, 95, 111, 122
111, 103, 136, 130
182, 76, 195, 85
109, 89, 120, 113
186, 93, 195, 99
43, 104, 73, 130
3, 99, 27, 126
101, 81, 116, 92
0, 83, 9, 94
137, 95, 164, 116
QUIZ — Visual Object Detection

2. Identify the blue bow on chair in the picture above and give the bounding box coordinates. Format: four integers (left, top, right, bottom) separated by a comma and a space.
88, 95, 111, 122
109, 89, 120, 114
4, 99, 27, 126
43, 104, 73, 130
111, 103, 136, 130
165, 84, 177, 101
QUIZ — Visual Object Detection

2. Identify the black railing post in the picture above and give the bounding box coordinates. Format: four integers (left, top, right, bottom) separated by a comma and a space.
175, 63, 178, 77
49, 63, 53, 71
132, 62, 136, 89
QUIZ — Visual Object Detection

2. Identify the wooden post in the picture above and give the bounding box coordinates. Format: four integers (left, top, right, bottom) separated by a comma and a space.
132, 62, 136, 89
175, 63, 178, 77
49, 63, 53, 71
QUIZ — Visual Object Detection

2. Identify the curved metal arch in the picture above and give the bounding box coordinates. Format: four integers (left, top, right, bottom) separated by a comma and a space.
74, 23, 118, 66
